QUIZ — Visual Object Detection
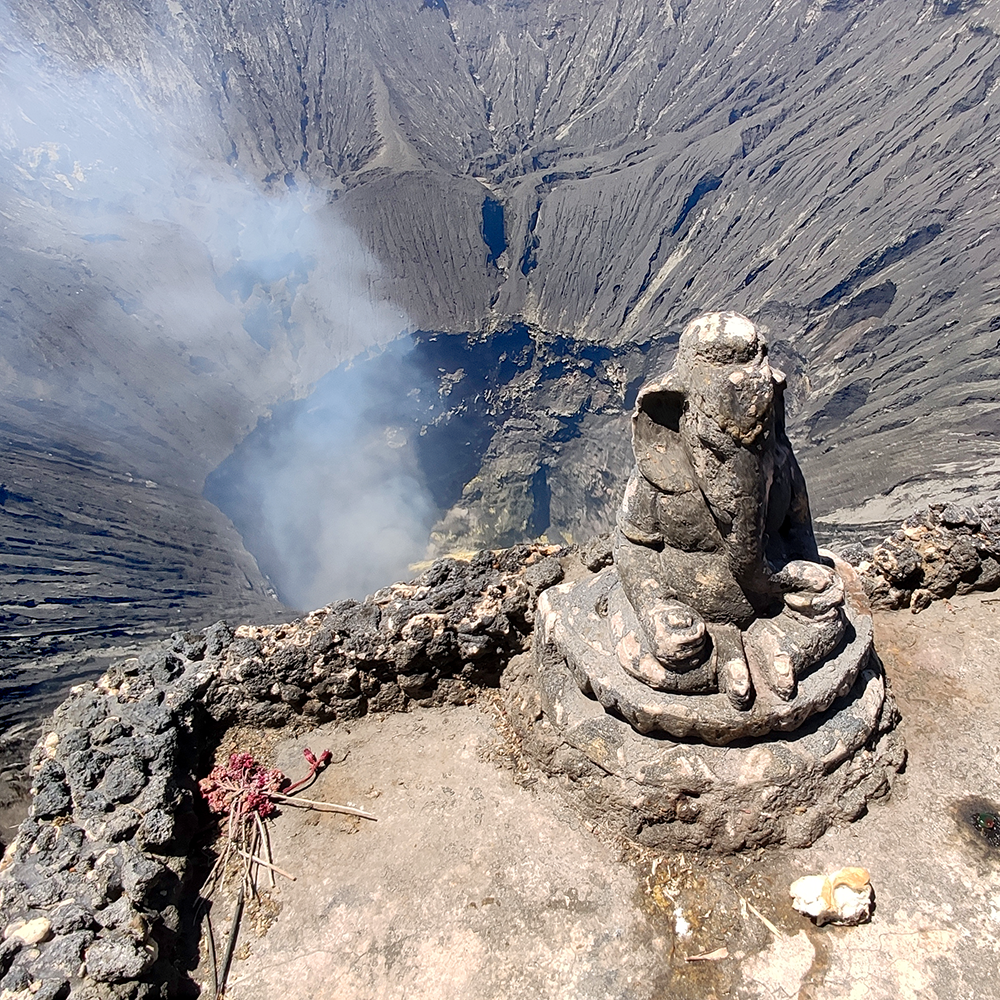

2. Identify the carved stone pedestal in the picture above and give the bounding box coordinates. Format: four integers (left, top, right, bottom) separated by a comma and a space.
503, 587, 904, 851
532, 559, 875, 746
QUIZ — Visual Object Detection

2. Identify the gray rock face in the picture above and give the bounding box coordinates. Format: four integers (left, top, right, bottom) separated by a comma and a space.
0, 427, 285, 756
3, 1, 1000, 715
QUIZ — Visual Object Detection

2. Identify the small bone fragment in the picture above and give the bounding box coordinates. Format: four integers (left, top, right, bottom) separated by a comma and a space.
789, 867, 872, 926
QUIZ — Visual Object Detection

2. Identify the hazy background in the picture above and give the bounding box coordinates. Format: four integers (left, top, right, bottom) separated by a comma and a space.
0, 6, 443, 610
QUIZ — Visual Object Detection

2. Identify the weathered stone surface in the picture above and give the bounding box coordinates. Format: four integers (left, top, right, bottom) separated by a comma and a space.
535, 565, 873, 744
5, 916, 52, 945
30, 761, 71, 821
201, 545, 555, 726
84, 935, 155, 983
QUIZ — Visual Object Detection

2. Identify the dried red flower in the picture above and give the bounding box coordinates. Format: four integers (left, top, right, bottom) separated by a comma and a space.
198, 752, 287, 820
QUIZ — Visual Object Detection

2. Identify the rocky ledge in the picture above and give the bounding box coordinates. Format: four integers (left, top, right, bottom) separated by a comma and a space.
1, 506, 999, 997
0, 545, 562, 998
850, 499, 1000, 612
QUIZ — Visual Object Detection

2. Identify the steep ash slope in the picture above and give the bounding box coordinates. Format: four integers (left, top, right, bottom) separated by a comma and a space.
2, 0, 1000, 646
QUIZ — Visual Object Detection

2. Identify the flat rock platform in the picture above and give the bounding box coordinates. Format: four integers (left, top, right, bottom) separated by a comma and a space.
204, 593, 1000, 1000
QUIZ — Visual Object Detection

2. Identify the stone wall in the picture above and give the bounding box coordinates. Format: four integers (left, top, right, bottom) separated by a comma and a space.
0, 546, 561, 998
849, 501, 1000, 612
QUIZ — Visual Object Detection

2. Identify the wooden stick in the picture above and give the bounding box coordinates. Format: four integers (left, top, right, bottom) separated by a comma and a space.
268, 793, 377, 820
203, 907, 219, 996
254, 812, 276, 889
226, 799, 241, 843
235, 848, 296, 881
241, 823, 258, 894
203, 836, 236, 900
216, 886, 244, 999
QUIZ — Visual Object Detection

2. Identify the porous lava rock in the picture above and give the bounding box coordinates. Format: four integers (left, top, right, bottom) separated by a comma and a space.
852, 500, 1000, 611
0, 545, 557, 997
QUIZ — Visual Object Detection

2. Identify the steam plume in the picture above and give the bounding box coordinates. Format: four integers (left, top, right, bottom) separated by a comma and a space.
0, 10, 433, 610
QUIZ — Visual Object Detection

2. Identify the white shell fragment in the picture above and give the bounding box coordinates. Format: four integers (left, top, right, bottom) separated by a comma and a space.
789, 867, 873, 926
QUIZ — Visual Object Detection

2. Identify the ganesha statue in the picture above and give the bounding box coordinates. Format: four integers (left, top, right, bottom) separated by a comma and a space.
531, 312, 876, 744
505, 311, 899, 848
613, 310, 845, 708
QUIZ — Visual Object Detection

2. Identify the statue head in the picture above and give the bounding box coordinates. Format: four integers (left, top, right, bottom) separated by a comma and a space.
633, 312, 785, 488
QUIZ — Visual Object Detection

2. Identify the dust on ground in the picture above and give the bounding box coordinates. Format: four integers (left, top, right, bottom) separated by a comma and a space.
197, 592, 1000, 1000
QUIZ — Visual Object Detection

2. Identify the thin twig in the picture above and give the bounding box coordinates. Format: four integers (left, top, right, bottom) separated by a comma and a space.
203, 907, 219, 996
269, 792, 377, 820
216, 886, 245, 999
745, 899, 780, 936
235, 848, 296, 881
202, 842, 231, 900
226, 798, 240, 843
254, 811, 276, 889
685, 947, 729, 962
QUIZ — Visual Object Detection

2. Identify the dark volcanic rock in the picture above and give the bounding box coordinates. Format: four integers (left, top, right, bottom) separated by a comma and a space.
849, 499, 1000, 611
203, 544, 562, 724
0, 544, 557, 998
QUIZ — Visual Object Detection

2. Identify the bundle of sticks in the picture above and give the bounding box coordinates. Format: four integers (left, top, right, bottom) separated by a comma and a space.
196, 747, 377, 997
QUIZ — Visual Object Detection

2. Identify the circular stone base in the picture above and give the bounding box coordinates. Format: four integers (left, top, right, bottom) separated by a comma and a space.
539, 563, 871, 744
502, 627, 905, 853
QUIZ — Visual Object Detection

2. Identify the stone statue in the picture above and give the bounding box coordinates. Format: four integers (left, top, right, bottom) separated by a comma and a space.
504, 310, 901, 851
612, 311, 845, 708
522, 310, 879, 745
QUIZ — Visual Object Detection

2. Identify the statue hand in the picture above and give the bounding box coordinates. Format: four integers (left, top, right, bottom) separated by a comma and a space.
774, 560, 844, 616
642, 599, 708, 666
712, 624, 752, 709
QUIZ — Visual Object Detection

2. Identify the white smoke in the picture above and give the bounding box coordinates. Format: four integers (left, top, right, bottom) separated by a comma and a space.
207, 347, 439, 609
0, 13, 436, 610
